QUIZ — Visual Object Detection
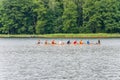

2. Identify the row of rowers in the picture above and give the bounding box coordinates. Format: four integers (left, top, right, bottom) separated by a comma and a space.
37, 40, 101, 45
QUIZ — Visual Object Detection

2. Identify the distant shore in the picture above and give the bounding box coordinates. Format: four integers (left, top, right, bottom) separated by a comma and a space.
0, 33, 120, 38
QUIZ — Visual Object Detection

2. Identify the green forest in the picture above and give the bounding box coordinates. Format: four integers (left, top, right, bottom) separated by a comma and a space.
0, 0, 120, 34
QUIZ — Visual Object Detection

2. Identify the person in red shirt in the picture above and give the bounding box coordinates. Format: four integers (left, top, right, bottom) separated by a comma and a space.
51, 40, 56, 45
73, 40, 77, 45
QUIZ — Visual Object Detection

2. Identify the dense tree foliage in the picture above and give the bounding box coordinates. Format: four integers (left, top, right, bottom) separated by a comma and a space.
0, 0, 120, 34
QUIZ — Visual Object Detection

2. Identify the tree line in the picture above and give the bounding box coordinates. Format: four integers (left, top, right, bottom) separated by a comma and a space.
0, 0, 120, 34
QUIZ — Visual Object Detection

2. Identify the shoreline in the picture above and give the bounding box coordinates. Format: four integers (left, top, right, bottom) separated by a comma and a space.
0, 33, 120, 38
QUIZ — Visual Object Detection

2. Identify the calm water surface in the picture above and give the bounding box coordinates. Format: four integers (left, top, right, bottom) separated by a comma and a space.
0, 38, 120, 80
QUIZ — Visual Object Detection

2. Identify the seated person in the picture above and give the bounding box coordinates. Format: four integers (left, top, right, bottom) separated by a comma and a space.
67, 40, 71, 44
59, 41, 62, 45
80, 40, 83, 45
45, 40, 48, 45
51, 40, 56, 44
59, 41, 64, 45
73, 40, 77, 45
87, 40, 90, 45
37, 40, 40, 44
98, 39, 100, 44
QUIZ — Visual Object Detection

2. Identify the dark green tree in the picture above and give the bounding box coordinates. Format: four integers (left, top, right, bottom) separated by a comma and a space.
62, 0, 78, 33
0, 0, 35, 34
33, 0, 47, 34
83, 0, 120, 33
0, 0, 120, 34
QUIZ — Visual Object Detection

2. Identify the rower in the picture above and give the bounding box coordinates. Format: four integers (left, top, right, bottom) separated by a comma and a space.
51, 40, 56, 44
80, 40, 83, 45
87, 40, 90, 45
73, 40, 77, 45
37, 40, 40, 44
95, 39, 101, 45
59, 41, 62, 45
45, 40, 48, 45
59, 41, 64, 45
67, 40, 71, 44
98, 39, 100, 44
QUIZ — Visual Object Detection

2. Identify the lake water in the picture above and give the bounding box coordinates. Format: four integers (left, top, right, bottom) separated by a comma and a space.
0, 38, 120, 80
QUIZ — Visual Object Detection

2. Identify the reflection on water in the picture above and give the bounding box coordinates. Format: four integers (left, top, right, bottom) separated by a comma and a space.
0, 38, 120, 80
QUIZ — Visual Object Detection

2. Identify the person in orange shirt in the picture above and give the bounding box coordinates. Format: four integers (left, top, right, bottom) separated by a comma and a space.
80, 40, 83, 45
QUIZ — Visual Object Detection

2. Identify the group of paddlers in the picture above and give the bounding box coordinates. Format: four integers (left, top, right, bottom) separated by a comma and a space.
37, 39, 101, 45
